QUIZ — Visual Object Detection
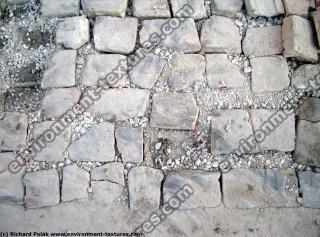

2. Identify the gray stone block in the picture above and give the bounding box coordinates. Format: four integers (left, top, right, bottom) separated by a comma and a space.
81, 0, 128, 17
298, 171, 320, 208
172, 0, 207, 19
91, 181, 126, 205
283, 0, 309, 16
298, 97, 320, 123
133, 0, 170, 19
312, 10, 320, 47
91, 162, 125, 186
40, 0, 80, 17
212, 0, 243, 17
244, 0, 284, 17
292, 64, 320, 91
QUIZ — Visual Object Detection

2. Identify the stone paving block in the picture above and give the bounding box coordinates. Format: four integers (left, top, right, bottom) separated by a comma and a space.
212, 0, 243, 17
200, 15, 241, 53
298, 171, 320, 208
116, 127, 143, 163
128, 166, 163, 210
163, 54, 206, 91
223, 169, 298, 208
244, 0, 284, 17
250, 56, 290, 93
0, 113, 28, 151
56, 16, 90, 49
140, 18, 201, 53
298, 97, 320, 122
94, 17, 137, 54
206, 54, 245, 89
0, 153, 16, 173
211, 110, 256, 155
243, 26, 283, 57
310, 0, 316, 8
42, 87, 81, 118
91, 162, 125, 186
164, 170, 220, 210
40, 0, 80, 17
250, 110, 296, 152
81, 0, 128, 17
32, 121, 71, 162
283, 0, 309, 16
68, 122, 115, 162
88, 89, 150, 121
62, 165, 90, 202
23, 169, 60, 209
133, 0, 170, 19
282, 15, 318, 63
41, 50, 76, 89
172, 0, 207, 19
91, 181, 125, 205
294, 120, 320, 167
150, 92, 199, 130
312, 10, 320, 47
292, 64, 320, 91
82, 54, 128, 87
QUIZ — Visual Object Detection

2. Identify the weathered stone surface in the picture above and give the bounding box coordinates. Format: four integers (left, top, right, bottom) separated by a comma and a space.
298, 171, 320, 208
243, 26, 283, 57
129, 51, 165, 89
292, 64, 320, 91
163, 54, 206, 91
223, 169, 298, 208
56, 16, 90, 49
294, 120, 320, 167
94, 17, 137, 54
310, 0, 316, 8
91, 162, 125, 186
116, 127, 143, 163
312, 10, 320, 47
283, 0, 309, 16
150, 93, 199, 130
89, 89, 150, 120
282, 15, 318, 63
128, 166, 163, 210
91, 181, 125, 205
164, 170, 220, 210
42, 87, 81, 118
206, 54, 245, 89
133, 0, 170, 19
250, 110, 296, 152
0, 113, 28, 151
0, 153, 16, 173
211, 110, 256, 155
32, 121, 71, 162
40, 0, 80, 17
81, 0, 128, 17
317, 0, 320, 7
61, 165, 90, 202
250, 56, 290, 93
23, 169, 60, 209
212, 0, 243, 17
172, 0, 207, 19
200, 16, 241, 53
140, 18, 201, 53
298, 97, 320, 122
244, 0, 284, 17
41, 50, 76, 89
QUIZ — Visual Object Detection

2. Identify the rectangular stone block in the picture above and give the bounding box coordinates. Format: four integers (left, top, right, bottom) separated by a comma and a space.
82, 0, 128, 17
172, 0, 207, 19
133, 0, 171, 19
91, 162, 125, 186
283, 0, 309, 16
298, 171, 320, 208
40, 0, 80, 17
244, 0, 284, 17
92, 181, 126, 205
312, 10, 320, 47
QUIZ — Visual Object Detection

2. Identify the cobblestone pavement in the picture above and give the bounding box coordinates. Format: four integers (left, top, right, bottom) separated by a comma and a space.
0, 0, 320, 236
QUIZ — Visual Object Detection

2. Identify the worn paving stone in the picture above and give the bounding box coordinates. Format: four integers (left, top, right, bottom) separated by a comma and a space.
298, 97, 320, 122
250, 56, 290, 93
244, 0, 285, 17
93, 17, 137, 54
0, 112, 28, 151
116, 127, 143, 163
128, 166, 163, 210
0, 153, 16, 173
68, 122, 115, 162
150, 92, 199, 130
206, 54, 245, 89
40, 0, 80, 17
250, 110, 296, 152
163, 54, 206, 91
81, 0, 128, 17
298, 171, 320, 208
42, 87, 81, 118
212, 0, 243, 17
292, 64, 320, 91
32, 121, 71, 162
172, 0, 207, 19
62, 165, 90, 203
91, 162, 125, 186
23, 169, 60, 209
211, 110, 256, 155
91, 181, 125, 205
164, 170, 221, 210
243, 26, 283, 57
200, 15, 241, 53
140, 18, 201, 53
223, 169, 298, 208
41, 50, 76, 89
312, 10, 320, 47
294, 120, 320, 167
133, 0, 170, 19
56, 16, 90, 49
283, 0, 309, 16
88, 89, 150, 121
282, 15, 318, 63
